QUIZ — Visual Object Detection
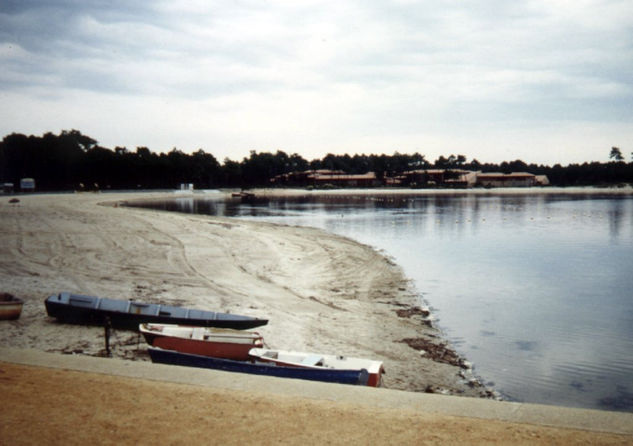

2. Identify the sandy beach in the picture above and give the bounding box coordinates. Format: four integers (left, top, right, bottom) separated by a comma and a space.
0, 190, 492, 396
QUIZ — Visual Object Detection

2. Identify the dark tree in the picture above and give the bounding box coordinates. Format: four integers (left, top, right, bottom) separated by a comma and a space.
610, 147, 624, 161
2, 130, 632, 190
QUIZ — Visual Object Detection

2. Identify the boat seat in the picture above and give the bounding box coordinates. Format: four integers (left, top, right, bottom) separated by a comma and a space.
192, 327, 205, 340
301, 355, 323, 366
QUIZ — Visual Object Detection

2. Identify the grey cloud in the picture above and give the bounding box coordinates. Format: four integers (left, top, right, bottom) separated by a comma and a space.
0, 0, 631, 132
0, 1, 283, 97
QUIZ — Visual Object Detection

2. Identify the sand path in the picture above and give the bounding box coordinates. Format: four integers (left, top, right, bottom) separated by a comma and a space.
1, 360, 631, 445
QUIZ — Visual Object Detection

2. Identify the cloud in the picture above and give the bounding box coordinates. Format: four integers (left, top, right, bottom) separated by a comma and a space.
0, 0, 631, 164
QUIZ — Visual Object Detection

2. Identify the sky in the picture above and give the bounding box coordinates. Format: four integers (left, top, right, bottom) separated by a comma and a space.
1, 0, 632, 166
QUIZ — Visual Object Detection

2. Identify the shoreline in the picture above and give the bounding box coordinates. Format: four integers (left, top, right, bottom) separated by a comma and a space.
243, 185, 633, 197
0, 190, 493, 397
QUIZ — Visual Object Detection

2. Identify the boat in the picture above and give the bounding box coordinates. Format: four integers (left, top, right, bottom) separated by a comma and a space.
147, 347, 369, 386
0, 293, 24, 320
45, 292, 268, 330
248, 348, 385, 387
231, 191, 255, 199
140, 323, 264, 360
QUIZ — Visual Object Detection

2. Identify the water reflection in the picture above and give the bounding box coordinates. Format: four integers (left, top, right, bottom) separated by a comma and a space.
128, 193, 633, 412
609, 198, 628, 238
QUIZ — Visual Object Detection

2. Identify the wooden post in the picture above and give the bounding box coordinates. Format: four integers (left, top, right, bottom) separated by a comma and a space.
104, 316, 112, 357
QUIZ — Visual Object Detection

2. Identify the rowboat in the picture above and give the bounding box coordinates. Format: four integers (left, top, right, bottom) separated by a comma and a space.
147, 347, 369, 386
45, 292, 268, 330
140, 323, 264, 360
248, 348, 385, 387
0, 293, 24, 320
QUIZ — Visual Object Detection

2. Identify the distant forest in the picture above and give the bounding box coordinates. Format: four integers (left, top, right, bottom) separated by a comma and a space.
1, 130, 632, 190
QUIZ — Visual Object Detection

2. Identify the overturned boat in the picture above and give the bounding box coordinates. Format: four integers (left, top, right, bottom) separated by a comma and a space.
45, 292, 268, 330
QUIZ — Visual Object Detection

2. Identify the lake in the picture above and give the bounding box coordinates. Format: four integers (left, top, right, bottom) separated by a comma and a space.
129, 190, 633, 412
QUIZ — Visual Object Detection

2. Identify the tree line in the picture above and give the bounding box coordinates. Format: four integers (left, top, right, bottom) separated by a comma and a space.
1, 130, 632, 190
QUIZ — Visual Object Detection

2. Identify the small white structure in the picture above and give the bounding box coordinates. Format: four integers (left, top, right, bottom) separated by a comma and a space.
179, 183, 194, 191
535, 175, 550, 186
20, 178, 35, 191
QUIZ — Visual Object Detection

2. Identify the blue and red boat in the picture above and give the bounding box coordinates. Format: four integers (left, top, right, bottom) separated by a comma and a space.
147, 347, 370, 386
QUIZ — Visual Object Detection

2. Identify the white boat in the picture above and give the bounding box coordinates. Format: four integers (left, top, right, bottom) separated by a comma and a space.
248, 348, 384, 387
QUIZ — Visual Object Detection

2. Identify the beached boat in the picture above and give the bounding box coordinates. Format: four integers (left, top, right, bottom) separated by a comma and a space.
147, 347, 369, 386
231, 191, 255, 199
45, 292, 268, 330
0, 293, 24, 320
140, 323, 264, 360
248, 348, 385, 387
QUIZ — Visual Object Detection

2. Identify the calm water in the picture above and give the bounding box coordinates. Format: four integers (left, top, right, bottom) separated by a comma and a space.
130, 192, 633, 412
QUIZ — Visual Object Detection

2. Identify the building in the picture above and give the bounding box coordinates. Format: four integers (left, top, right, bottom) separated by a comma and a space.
271, 170, 382, 188
535, 175, 550, 186
20, 178, 35, 192
309, 172, 381, 188
398, 169, 478, 188
271, 169, 549, 189
475, 172, 538, 188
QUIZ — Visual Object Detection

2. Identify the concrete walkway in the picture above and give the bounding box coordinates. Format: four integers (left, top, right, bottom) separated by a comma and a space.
2, 347, 632, 436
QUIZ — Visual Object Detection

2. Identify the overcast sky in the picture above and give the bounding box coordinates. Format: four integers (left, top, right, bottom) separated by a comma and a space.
1, 1, 631, 165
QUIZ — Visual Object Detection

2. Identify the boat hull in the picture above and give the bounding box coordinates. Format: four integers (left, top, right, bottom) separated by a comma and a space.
140, 324, 263, 360
0, 293, 23, 320
249, 348, 384, 387
45, 292, 268, 330
148, 347, 369, 386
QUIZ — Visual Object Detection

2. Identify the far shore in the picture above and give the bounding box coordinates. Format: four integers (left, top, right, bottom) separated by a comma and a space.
245, 185, 633, 197
3, 185, 633, 200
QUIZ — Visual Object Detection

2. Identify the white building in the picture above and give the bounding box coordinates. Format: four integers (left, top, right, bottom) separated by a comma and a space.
20, 178, 35, 191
